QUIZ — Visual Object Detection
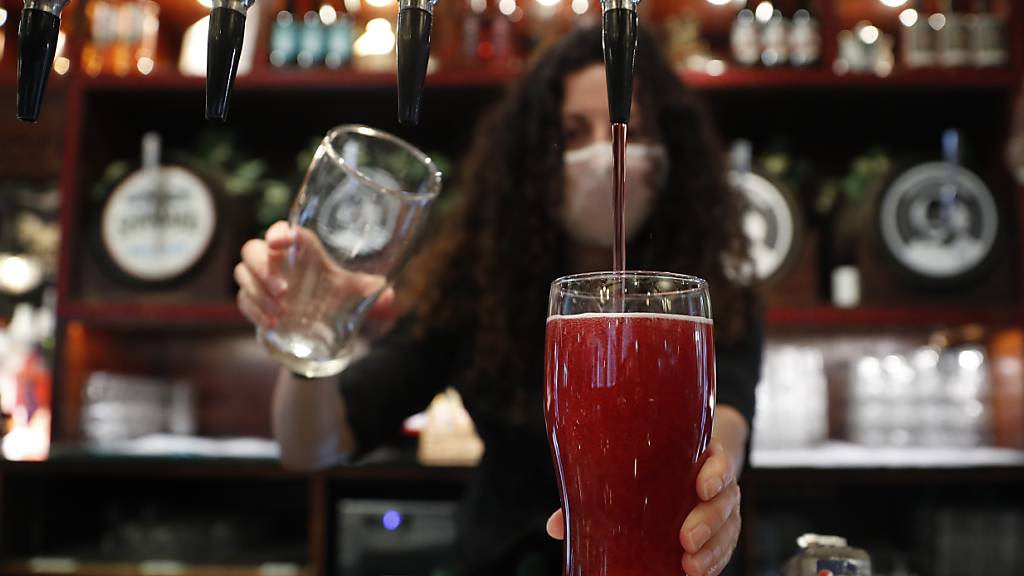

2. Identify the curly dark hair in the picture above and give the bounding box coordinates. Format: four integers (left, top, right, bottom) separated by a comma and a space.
402, 24, 752, 396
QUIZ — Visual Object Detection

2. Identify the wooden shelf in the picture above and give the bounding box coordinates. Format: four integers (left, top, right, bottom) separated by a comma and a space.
81, 68, 521, 92
60, 301, 248, 327
681, 67, 1020, 90
75, 66, 1020, 94
765, 306, 1024, 329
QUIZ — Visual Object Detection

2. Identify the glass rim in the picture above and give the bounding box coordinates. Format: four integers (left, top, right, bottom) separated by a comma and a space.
321, 124, 443, 200
551, 270, 708, 299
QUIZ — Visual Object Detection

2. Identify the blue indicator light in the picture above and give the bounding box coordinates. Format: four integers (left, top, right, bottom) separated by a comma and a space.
382, 510, 402, 531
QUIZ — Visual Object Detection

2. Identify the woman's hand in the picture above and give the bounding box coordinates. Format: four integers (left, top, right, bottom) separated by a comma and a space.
678, 438, 742, 576
545, 406, 749, 576
234, 220, 397, 332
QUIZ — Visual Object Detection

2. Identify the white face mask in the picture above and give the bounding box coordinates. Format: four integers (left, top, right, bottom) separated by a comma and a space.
560, 142, 668, 248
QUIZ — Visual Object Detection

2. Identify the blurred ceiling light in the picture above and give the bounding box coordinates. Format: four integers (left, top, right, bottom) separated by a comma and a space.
470, 0, 487, 13
0, 7, 8, 27
197, 0, 214, 8
344, 0, 361, 13
958, 349, 984, 371
928, 13, 946, 30
858, 24, 880, 44
0, 254, 44, 296
137, 56, 154, 75
571, 0, 588, 15
536, 0, 562, 6
705, 59, 726, 76
707, 0, 732, 5
899, 8, 918, 27
879, 0, 907, 7
874, 59, 893, 77
500, 0, 518, 16
353, 18, 395, 57
365, 0, 394, 7
54, 56, 71, 75
319, 4, 338, 24
754, 1, 773, 24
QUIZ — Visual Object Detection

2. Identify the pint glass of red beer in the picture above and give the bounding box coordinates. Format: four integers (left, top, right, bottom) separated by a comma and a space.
545, 271, 716, 576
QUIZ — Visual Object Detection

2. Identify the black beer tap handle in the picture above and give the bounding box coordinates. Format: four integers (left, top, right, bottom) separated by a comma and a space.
601, 0, 640, 125
206, 6, 247, 121
17, 7, 62, 122
397, 0, 436, 126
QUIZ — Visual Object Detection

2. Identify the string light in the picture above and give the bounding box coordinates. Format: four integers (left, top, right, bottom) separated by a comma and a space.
899, 8, 918, 27
353, 18, 395, 57
136, 57, 154, 75
858, 24, 880, 45
319, 4, 338, 25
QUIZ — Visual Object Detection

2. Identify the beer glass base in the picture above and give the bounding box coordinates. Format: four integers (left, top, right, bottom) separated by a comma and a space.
259, 328, 355, 378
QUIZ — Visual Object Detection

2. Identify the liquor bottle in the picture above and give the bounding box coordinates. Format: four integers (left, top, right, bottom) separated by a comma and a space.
324, 0, 353, 69
0, 304, 51, 462
968, 0, 1008, 67
901, 0, 935, 69
937, 0, 969, 67
461, 0, 484, 67
990, 329, 1024, 449
470, 0, 514, 67
489, 0, 515, 67
270, 3, 299, 68
297, 10, 326, 68
134, 0, 158, 75
789, 5, 820, 68
111, 0, 139, 76
761, 9, 788, 67
731, 9, 759, 67
84, 0, 118, 76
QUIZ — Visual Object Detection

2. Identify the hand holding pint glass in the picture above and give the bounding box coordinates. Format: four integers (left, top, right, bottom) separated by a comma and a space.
240, 125, 441, 378
545, 272, 716, 575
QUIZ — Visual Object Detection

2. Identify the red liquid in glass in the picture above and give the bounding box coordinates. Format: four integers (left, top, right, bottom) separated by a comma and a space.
545, 313, 716, 576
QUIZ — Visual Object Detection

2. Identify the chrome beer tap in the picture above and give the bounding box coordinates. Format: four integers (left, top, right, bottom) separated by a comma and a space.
206, 0, 256, 121
16, 0, 70, 122
395, 0, 640, 127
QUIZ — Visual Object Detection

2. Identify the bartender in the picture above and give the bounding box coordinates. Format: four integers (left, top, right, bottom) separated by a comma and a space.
234, 25, 762, 576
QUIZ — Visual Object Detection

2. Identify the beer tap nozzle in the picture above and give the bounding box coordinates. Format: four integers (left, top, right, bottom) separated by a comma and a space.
206, 0, 255, 121
16, 0, 70, 122
396, 0, 436, 126
600, 0, 640, 126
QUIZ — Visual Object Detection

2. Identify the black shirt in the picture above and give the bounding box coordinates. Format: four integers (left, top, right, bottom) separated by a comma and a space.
339, 305, 762, 575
